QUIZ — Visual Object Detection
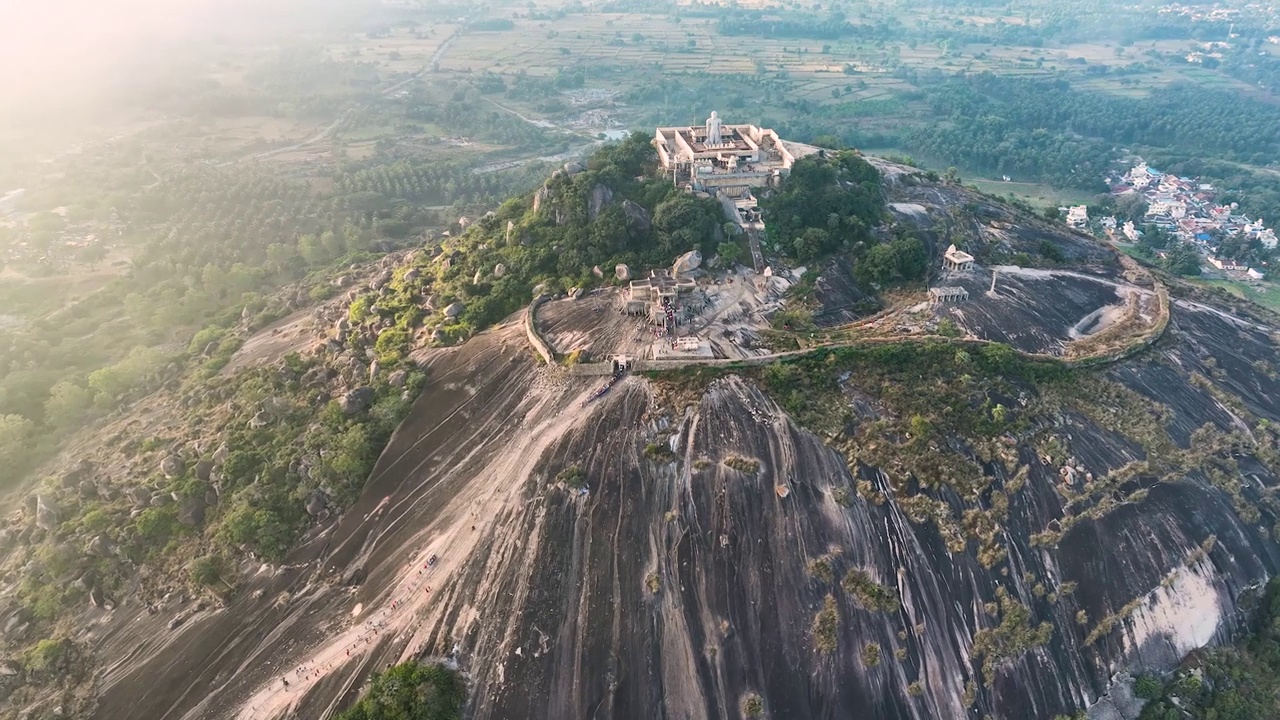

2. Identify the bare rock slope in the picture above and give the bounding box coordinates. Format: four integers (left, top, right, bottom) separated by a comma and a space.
85, 286, 1280, 720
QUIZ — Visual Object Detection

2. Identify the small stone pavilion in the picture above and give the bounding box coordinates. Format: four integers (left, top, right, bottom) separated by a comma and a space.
943, 244, 975, 272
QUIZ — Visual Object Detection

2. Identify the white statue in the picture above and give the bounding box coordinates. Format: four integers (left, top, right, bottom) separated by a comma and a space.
705, 111, 723, 145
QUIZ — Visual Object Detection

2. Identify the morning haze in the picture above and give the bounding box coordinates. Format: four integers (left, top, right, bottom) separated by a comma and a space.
2, 2, 1280, 719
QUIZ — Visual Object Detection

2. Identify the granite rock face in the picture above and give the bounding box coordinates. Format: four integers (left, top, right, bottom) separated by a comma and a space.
88, 296, 1280, 720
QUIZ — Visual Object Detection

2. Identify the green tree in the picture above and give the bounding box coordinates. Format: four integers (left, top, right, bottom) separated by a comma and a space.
189, 555, 232, 590
717, 241, 742, 266
78, 243, 108, 270
0, 414, 34, 473
1133, 675, 1162, 700
87, 346, 169, 403
334, 661, 466, 720
44, 381, 95, 430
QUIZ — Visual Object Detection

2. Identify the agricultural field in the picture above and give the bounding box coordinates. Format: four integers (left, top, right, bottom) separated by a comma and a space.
1198, 278, 1280, 313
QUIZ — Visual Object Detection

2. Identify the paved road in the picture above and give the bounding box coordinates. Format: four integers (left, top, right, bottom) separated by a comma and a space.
381, 29, 463, 98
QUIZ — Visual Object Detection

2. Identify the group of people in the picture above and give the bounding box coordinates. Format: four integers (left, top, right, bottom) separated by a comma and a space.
256, 552, 443, 711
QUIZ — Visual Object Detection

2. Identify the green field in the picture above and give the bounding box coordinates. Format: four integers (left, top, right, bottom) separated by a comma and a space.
861, 149, 1092, 208
1198, 278, 1280, 313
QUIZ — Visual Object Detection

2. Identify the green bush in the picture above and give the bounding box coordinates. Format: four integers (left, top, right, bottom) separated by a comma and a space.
1133, 675, 1162, 700
556, 465, 586, 489
842, 568, 900, 613
135, 506, 184, 546
24, 638, 72, 675
862, 642, 881, 667
334, 661, 466, 720
812, 594, 839, 654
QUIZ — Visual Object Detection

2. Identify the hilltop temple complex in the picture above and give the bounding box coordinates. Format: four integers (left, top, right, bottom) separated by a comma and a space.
654, 112, 798, 191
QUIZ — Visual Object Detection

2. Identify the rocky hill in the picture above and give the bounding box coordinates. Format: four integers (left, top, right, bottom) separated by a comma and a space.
3, 154, 1280, 720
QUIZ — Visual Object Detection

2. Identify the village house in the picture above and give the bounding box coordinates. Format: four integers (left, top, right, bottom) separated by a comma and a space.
1066, 205, 1089, 229
1207, 256, 1246, 272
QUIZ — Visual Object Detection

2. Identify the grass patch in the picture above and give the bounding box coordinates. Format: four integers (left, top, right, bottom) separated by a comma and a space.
832, 486, 852, 506
644, 441, 673, 460
972, 587, 1054, 685
842, 568, 900, 613
724, 455, 761, 474
862, 642, 882, 667
556, 464, 586, 489
807, 557, 834, 584
812, 594, 839, 654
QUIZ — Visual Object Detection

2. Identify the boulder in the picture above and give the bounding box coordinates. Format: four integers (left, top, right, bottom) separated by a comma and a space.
205, 488, 219, 507
305, 490, 327, 517
77, 481, 97, 500
615, 263, 631, 281
430, 328, 446, 343
159, 455, 184, 479
673, 249, 703, 275
388, 370, 408, 388
248, 411, 269, 429
96, 485, 119, 502
178, 496, 206, 527
564, 160, 586, 176
457, 216, 471, 230
592, 265, 604, 279
622, 199, 651, 234
444, 302, 465, 319
570, 287, 585, 300
212, 444, 229, 467
403, 268, 421, 282
34, 496, 59, 531
494, 263, 506, 278
194, 460, 214, 482
506, 220, 515, 244
126, 486, 150, 508
473, 270, 483, 285
589, 184, 614, 220
533, 184, 551, 214
86, 534, 112, 558
334, 275, 353, 287
149, 492, 173, 508
339, 387, 376, 415
369, 359, 380, 382
60, 459, 92, 488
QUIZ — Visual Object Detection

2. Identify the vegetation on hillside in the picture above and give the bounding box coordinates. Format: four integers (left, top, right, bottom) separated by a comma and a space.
1138, 578, 1280, 720
760, 150, 883, 262
0, 156, 545, 490
356, 132, 725, 352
